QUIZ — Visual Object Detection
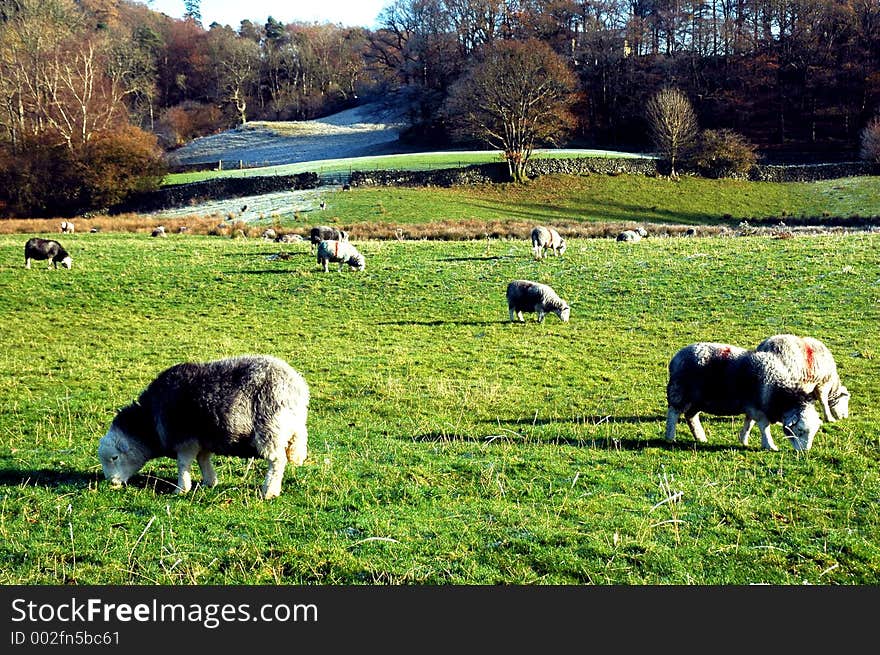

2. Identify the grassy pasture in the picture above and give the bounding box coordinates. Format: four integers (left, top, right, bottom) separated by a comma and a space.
0, 231, 878, 584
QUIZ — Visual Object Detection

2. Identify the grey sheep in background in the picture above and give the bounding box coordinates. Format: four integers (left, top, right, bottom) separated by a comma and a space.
98, 354, 310, 500
317, 239, 365, 272
24, 238, 72, 269
60, 220, 75, 234
309, 225, 348, 252
261, 228, 277, 240
665, 342, 821, 451
530, 226, 567, 259
617, 227, 648, 242
506, 280, 570, 323
275, 233, 303, 243
755, 334, 850, 422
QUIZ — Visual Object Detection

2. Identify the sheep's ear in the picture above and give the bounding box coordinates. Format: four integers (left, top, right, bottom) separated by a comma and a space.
116, 438, 130, 454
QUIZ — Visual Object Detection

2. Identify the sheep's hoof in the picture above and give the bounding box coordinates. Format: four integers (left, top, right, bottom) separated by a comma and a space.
108, 480, 124, 489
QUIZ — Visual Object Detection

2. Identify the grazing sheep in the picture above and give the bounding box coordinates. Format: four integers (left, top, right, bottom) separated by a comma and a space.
90, 227, 100, 233
261, 228, 278, 240
24, 238, 72, 269
617, 227, 648, 242
665, 342, 821, 451
530, 226, 567, 259
177, 226, 189, 233
684, 228, 697, 237
151, 226, 166, 237
309, 225, 348, 252
755, 334, 850, 422
60, 220, 75, 234
506, 280, 570, 323
317, 239, 365, 272
98, 354, 309, 500
275, 233, 303, 243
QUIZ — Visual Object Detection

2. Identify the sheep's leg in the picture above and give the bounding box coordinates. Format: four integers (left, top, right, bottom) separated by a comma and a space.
664, 407, 680, 441
509, 307, 516, 322
739, 416, 755, 445
757, 420, 779, 451
261, 448, 288, 500
25, 258, 31, 269
197, 450, 217, 488
175, 443, 200, 494
817, 386, 836, 422
537, 311, 546, 323
285, 423, 308, 466
686, 413, 708, 442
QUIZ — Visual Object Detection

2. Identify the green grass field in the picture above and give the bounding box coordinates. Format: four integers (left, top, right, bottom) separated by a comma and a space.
1, 231, 878, 584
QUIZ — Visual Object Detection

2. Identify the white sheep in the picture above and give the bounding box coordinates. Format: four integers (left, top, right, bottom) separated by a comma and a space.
506, 280, 570, 323
60, 220, 75, 234
617, 227, 648, 242
530, 226, 567, 259
262, 228, 278, 240
665, 342, 821, 451
755, 334, 850, 422
98, 354, 309, 499
317, 239, 365, 272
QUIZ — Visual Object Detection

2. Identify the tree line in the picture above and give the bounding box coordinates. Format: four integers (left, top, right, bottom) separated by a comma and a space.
1, 0, 879, 216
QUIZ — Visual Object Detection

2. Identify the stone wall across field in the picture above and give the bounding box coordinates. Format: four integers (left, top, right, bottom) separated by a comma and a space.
747, 162, 877, 182
110, 172, 320, 214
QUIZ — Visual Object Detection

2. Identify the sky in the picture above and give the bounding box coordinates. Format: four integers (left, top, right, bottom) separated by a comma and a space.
135, 0, 390, 29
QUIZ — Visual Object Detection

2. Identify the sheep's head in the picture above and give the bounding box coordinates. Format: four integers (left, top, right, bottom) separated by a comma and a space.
830, 386, 850, 420
557, 303, 571, 322
349, 254, 365, 271
98, 426, 149, 487
782, 403, 821, 451
59, 256, 72, 269
557, 239, 567, 255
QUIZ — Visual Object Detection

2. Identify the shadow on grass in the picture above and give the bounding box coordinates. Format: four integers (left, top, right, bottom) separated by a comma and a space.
437, 256, 502, 262
410, 432, 740, 452
0, 468, 99, 489
376, 319, 506, 326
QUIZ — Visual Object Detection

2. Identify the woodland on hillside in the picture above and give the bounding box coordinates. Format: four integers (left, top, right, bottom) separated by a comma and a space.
1, 0, 879, 215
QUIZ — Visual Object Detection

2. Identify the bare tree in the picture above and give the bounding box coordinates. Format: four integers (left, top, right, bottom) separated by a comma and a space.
645, 86, 699, 177
205, 26, 260, 125
860, 116, 880, 164
446, 38, 578, 183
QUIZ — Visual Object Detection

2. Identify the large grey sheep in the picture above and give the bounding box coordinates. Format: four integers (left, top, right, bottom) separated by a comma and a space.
24, 238, 72, 269
755, 334, 850, 422
530, 226, 567, 259
98, 354, 310, 499
665, 342, 821, 451
317, 239, 365, 272
309, 225, 348, 252
506, 280, 570, 323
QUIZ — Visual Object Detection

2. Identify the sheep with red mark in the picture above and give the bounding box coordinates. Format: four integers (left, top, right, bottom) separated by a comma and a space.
317, 239, 365, 272
98, 354, 309, 499
665, 342, 821, 451
755, 334, 850, 422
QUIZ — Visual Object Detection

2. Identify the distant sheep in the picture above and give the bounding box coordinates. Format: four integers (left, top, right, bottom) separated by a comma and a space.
262, 228, 278, 240
24, 238, 72, 269
98, 354, 309, 499
665, 342, 821, 451
317, 239, 365, 272
275, 233, 303, 243
506, 280, 570, 323
309, 225, 348, 252
151, 226, 166, 238
530, 226, 566, 259
60, 221, 75, 234
756, 334, 850, 422
617, 227, 648, 242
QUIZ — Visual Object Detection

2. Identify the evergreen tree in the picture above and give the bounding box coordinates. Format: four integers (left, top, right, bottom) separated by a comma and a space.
183, 0, 201, 26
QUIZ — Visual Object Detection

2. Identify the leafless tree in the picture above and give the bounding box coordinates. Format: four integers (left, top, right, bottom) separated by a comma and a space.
446, 38, 578, 182
646, 86, 698, 177
860, 116, 880, 163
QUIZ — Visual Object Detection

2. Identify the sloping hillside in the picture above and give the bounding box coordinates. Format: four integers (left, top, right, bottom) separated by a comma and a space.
167, 103, 408, 169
